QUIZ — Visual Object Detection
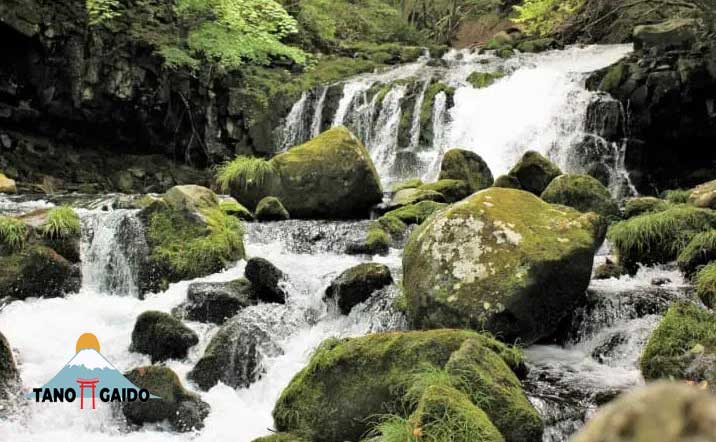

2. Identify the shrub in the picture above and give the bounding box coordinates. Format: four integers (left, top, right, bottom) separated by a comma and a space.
215, 156, 276, 193
677, 230, 716, 277
607, 206, 716, 272
0, 216, 28, 251
41, 207, 81, 239
513, 0, 585, 37
695, 263, 716, 308
663, 189, 691, 204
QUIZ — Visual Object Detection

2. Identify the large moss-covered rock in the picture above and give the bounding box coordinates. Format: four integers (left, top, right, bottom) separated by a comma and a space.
123, 366, 210, 432
269, 126, 383, 219
540, 174, 619, 217
403, 188, 603, 344
419, 179, 472, 203
138, 185, 245, 294
688, 180, 716, 209
273, 330, 532, 442
641, 302, 716, 383
325, 263, 392, 314
0, 173, 16, 194
0, 244, 79, 299
0, 331, 19, 400
439, 149, 494, 193
130, 311, 198, 362
508, 151, 561, 195
572, 382, 716, 442
219, 198, 254, 221
493, 174, 522, 190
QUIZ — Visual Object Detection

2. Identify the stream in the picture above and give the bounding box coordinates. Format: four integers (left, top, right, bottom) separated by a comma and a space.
0, 44, 676, 442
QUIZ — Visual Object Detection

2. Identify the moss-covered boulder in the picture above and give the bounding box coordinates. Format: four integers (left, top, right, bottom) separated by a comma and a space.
219, 198, 254, 221
138, 185, 245, 294
269, 126, 383, 219
677, 230, 716, 277
439, 149, 494, 193
384, 201, 447, 225
508, 151, 561, 195
174, 279, 256, 324
325, 263, 392, 314
403, 188, 603, 344
0, 173, 16, 194
389, 188, 446, 208
695, 263, 716, 308
466, 71, 504, 89
0, 244, 79, 299
493, 174, 522, 189
608, 206, 716, 274
130, 311, 199, 362
256, 197, 290, 221
516, 38, 559, 53
419, 179, 472, 203
346, 226, 391, 256
272, 330, 535, 442
688, 180, 716, 209
391, 178, 423, 192
408, 385, 504, 442
0, 331, 19, 400
123, 366, 210, 432
573, 382, 716, 442
641, 302, 716, 382
540, 174, 619, 218
623, 196, 669, 219
245, 257, 286, 304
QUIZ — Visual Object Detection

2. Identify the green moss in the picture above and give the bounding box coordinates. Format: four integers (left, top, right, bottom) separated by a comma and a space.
0, 216, 28, 252
392, 178, 424, 192
516, 38, 557, 53
540, 174, 618, 218
366, 414, 418, 442
695, 263, 716, 308
608, 206, 716, 273
598, 61, 627, 92
663, 188, 692, 204
375, 215, 408, 238
508, 151, 562, 195
216, 156, 277, 194
385, 201, 447, 225
623, 197, 669, 219
439, 149, 494, 193
466, 71, 505, 89
40, 206, 81, 239
677, 230, 716, 277
366, 227, 391, 252
641, 302, 716, 380
219, 200, 254, 221
493, 174, 522, 190
419, 180, 472, 203
256, 197, 290, 221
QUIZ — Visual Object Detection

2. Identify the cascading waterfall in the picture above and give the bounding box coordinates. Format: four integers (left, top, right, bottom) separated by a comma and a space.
422, 91, 449, 182
278, 91, 309, 151
408, 79, 431, 150
309, 86, 328, 138
371, 85, 408, 181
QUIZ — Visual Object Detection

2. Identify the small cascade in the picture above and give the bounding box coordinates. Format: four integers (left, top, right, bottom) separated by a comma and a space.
333, 81, 374, 127
408, 78, 431, 150
80, 209, 147, 297
421, 91, 449, 182
371, 85, 408, 182
278, 91, 309, 151
310, 86, 328, 138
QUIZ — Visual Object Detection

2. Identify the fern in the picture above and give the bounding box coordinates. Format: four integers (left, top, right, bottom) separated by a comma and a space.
0, 216, 28, 251
86, 0, 122, 25
215, 156, 277, 192
41, 206, 81, 239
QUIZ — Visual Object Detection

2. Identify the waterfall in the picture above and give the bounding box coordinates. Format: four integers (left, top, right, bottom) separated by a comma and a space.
371, 85, 407, 182
278, 91, 309, 151
333, 81, 373, 127
408, 79, 431, 150
310, 86, 328, 138
80, 209, 147, 298
422, 91, 449, 182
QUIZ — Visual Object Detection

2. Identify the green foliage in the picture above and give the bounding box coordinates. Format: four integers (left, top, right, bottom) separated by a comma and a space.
623, 197, 669, 219
392, 178, 424, 192
677, 230, 716, 277
41, 207, 81, 239
385, 201, 447, 225
86, 0, 122, 25
216, 156, 277, 193
466, 71, 505, 89
366, 414, 418, 442
367, 227, 391, 250
404, 364, 458, 407
513, 0, 585, 37
0, 216, 28, 251
663, 189, 692, 204
375, 215, 408, 237
695, 263, 716, 308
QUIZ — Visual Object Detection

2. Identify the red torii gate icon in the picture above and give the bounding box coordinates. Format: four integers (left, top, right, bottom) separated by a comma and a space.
76, 378, 99, 410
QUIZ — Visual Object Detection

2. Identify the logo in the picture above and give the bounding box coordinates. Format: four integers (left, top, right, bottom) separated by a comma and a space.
29, 333, 158, 409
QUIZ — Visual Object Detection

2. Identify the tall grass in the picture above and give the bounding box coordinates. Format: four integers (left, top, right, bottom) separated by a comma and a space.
695, 263, 716, 308
215, 156, 276, 192
403, 364, 457, 407
41, 206, 81, 239
677, 230, 716, 277
0, 215, 28, 251
663, 189, 691, 204
365, 415, 418, 442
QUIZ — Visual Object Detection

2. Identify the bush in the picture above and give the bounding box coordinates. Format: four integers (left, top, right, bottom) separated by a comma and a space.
663, 189, 692, 204
607, 206, 716, 272
677, 230, 716, 277
513, 0, 585, 37
695, 263, 716, 308
215, 156, 276, 193
41, 206, 81, 239
0, 216, 28, 251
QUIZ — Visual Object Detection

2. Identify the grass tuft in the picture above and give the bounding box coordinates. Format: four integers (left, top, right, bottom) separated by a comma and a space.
365, 414, 418, 442
677, 230, 716, 277
215, 156, 277, 193
0, 215, 28, 251
663, 189, 691, 204
403, 364, 457, 407
695, 263, 716, 309
41, 206, 81, 239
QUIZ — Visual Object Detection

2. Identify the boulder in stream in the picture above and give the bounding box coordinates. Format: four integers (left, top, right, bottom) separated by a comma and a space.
0, 331, 19, 400
508, 151, 562, 195
418, 179, 472, 203
403, 187, 604, 344
174, 278, 256, 324
541, 174, 619, 218
438, 149, 494, 193
245, 257, 287, 304
325, 263, 393, 314
123, 366, 210, 432
256, 197, 290, 221
493, 174, 522, 190
130, 311, 198, 362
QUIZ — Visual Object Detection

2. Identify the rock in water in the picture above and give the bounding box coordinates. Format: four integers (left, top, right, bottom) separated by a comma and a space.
508, 151, 562, 195
130, 311, 198, 362
273, 330, 539, 442
256, 197, 290, 221
270, 126, 383, 219
438, 149, 494, 193
403, 188, 603, 344
418, 179, 471, 203
572, 382, 716, 442
0, 332, 19, 399
245, 257, 287, 304
164, 185, 219, 212
493, 174, 522, 190
0, 173, 17, 194
175, 279, 256, 324
123, 366, 210, 432
540, 174, 619, 217
325, 263, 393, 314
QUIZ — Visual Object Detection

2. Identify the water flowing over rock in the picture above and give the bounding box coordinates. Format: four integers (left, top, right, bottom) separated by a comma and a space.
324, 263, 393, 315
130, 311, 198, 363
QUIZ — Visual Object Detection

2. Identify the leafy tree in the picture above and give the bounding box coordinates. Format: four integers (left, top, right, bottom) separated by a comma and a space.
392, 0, 501, 43
513, 0, 585, 36
86, 0, 122, 25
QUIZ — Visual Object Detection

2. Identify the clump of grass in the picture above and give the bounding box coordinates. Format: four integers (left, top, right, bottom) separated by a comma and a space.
695, 263, 716, 309
663, 189, 691, 204
41, 206, 81, 239
677, 230, 716, 277
607, 206, 716, 272
365, 414, 418, 442
403, 364, 457, 407
0, 215, 28, 251
623, 197, 669, 219
215, 156, 277, 193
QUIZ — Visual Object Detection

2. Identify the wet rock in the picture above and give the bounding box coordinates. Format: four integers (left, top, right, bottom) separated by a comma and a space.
0, 173, 16, 194
0, 244, 79, 299
245, 257, 286, 304
256, 197, 289, 222
633, 18, 697, 52
325, 263, 393, 314
651, 277, 671, 286
438, 149, 494, 193
164, 185, 219, 213
508, 151, 562, 195
123, 366, 210, 432
591, 333, 628, 364
0, 331, 19, 400
174, 279, 256, 324
418, 179, 471, 203
273, 330, 534, 442
541, 174, 619, 218
388, 188, 445, 209
516, 38, 559, 53
493, 174, 522, 189
403, 188, 603, 344
345, 227, 390, 256
130, 311, 198, 362
219, 197, 253, 221
593, 258, 626, 280
573, 382, 716, 442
